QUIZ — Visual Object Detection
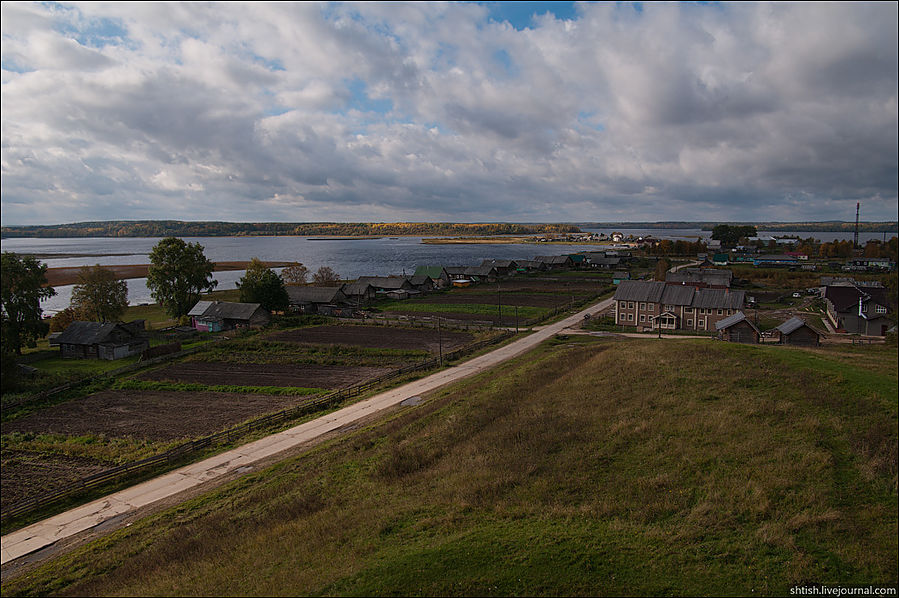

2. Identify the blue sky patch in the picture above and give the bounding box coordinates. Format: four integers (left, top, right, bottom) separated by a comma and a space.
478, 1, 579, 30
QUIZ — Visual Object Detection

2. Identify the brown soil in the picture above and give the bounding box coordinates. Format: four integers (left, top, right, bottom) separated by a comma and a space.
1, 390, 315, 442
379, 310, 519, 327
137, 362, 392, 389
1, 451, 111, 510
43, 261, 297, 287
266, 325, 473, 353
412, 292, 586, 308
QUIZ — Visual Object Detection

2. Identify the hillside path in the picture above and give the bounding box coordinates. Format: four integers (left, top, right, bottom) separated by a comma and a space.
1, 297, 614, 567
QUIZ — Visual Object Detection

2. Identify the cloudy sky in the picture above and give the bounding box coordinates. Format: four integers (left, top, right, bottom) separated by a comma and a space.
1, 1, 897, 225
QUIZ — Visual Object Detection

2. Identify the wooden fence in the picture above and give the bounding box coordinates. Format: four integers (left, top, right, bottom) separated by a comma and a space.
0, 330, 514, 523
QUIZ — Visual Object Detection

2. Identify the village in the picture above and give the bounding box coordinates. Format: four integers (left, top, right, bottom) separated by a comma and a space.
2, 232, 896, 534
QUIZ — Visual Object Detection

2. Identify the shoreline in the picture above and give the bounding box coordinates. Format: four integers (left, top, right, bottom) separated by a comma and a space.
43, 261, 297, 287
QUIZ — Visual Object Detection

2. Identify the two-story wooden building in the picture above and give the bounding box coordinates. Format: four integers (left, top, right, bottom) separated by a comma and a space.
613, 280, 746, 332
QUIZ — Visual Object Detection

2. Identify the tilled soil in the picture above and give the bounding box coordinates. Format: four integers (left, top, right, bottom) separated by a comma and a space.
411, 292, 589, 308
138, 362, 392, 389
267, 325, 473, 353
1, 451, 111, 510
2, 390, 315, 441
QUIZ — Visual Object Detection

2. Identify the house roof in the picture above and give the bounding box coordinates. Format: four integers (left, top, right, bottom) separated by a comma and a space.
660, 285, 697, 306
342, 281, 375, 296
408, 275, 432, 286
286, 287, 346, 304
536, 255, 571, 264
55, 321, 141, 346
666, 268, 733, 287
614, 280, 745, 310
356, 276, 412, 290
825, 284, 890, 313
414, 266, 447, 279
691, 288, 745, 310
776, 316, 817, 336
464, 266, 497, 277
715, 311, 759, 333
190, 300, 266, 320
614, 280, 667, 302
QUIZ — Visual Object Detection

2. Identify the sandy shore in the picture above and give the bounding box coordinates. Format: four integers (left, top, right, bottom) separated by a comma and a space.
43, 261, 297, 287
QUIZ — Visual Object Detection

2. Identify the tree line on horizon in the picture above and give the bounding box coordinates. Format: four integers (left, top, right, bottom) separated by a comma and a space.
0, 221, 582, 238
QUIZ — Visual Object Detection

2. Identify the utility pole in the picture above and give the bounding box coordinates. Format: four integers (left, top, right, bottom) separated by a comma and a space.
437, 316, 443, 366
854, 202, 860, 249
515, 305, 519, 334
497, 281, 502, 327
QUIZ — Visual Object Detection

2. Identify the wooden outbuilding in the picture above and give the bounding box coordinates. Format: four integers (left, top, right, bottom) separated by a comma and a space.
775, 317, 821, 347
715, 311, 760, 344
55, 320, 149, 360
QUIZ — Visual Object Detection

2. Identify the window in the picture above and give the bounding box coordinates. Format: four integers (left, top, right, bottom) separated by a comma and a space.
640, 315, 645, 322
628, 313, 634, 321
875, 305, 887, 314
718, 309, 723, 315
685, 307, 693, 313
628, 302, 635, 309
648, 304, 654, 311
640, 302, 646, 310
687, 319, 693, 326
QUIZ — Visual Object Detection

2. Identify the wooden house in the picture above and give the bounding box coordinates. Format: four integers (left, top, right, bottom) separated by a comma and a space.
413, 266, 450, 289
341, 281, 377, 306
285, 287, 348, 315
356, 276, 415, 294
715, 311, 760, 343
55, 320, 149, 360
189, 301, 271, 331
775, 317, 821, 347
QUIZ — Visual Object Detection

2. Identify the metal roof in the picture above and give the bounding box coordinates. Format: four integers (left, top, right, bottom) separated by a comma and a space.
286, 287, 345, 304
188, 300, 214, 317
715, 311, 759, 332
613, 280, 666, 302
191, 301, 265, 320
776, 316, 811, 335
356, 276, 413, 290
660, 285, 696, 306
691, 288, 745, 310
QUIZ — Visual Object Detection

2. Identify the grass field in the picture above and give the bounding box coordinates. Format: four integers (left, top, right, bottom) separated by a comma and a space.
4, 337, 895, 596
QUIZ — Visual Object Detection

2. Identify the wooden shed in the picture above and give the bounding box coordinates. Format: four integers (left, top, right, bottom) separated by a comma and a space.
715, 311, 760, 344
775, 317, 821, 347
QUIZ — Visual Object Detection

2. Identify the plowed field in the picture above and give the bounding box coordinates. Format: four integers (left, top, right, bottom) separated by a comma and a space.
2, 390, 314, 441
138, 362, 391, 389
267, 325, 473, 353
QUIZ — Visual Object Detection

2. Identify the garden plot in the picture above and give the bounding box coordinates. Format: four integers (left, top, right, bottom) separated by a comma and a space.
2, 390, 316, 442
267, 325, 473, 354
138, 362, 392, 389
1, 452, 109, 511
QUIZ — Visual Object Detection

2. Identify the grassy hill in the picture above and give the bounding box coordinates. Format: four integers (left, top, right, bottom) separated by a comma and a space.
3, 337, 896, 596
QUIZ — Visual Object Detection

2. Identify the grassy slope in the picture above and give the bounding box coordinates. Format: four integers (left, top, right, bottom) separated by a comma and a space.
4, 338, 896, 596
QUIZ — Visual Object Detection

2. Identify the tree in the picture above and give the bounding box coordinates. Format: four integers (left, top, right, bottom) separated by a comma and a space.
711, 224, 757, 248
1, 252, 56, 355
49, 307, 80, 333
282, 262, 309, 285
238, 258, 289, 312
146, 238, 217, 318
654, 258, 671, 281
70, 265, 128, 322
312, 266, 341, 286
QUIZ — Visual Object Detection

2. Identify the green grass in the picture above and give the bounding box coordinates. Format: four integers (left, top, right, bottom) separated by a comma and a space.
111, 379, 326, 397
5, 338, 895, 596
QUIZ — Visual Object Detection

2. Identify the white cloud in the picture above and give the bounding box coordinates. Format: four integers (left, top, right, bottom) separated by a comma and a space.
1, 1, 897, 225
